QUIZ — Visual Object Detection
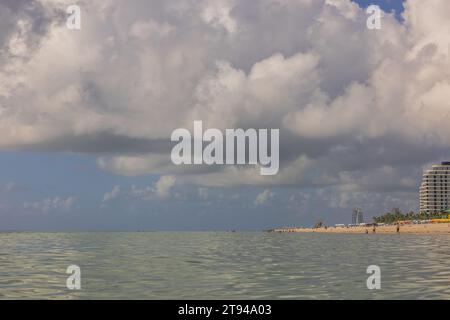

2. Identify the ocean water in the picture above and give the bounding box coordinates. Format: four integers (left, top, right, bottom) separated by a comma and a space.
1, 231, 450, 299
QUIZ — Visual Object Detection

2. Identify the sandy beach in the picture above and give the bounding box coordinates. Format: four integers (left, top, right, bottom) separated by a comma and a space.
271, 223, 450, 234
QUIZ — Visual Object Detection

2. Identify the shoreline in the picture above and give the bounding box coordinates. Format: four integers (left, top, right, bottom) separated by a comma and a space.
269, 223, 450, 234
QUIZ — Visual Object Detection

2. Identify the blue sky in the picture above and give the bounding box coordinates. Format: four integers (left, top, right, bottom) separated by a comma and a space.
353, 0, 405, 20
2, 0, 448, 231
0, 151, 305, 230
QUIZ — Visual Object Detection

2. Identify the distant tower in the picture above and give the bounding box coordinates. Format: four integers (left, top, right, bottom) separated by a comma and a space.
357, 209, 364, 224
352, 208, 364, 224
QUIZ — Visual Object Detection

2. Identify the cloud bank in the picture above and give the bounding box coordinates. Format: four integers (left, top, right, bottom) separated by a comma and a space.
0, 0, 449, 197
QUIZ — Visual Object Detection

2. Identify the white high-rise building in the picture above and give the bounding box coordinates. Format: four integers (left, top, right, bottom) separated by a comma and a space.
420, 162, 450, 214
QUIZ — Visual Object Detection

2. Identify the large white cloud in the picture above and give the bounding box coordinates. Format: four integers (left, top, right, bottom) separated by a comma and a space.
0, 0, 449, 196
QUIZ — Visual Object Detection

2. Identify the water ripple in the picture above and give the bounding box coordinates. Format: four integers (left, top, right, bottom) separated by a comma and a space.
1, 232, 450, 299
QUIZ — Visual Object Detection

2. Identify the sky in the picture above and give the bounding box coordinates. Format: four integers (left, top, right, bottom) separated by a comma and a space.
0, 0, 449, 231
352, 0, 405, 20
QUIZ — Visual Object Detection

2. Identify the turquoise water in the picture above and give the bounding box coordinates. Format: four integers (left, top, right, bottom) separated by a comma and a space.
1, 232, 450, 299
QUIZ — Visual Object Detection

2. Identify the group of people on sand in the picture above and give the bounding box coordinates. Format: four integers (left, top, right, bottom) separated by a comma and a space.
365, 222, 401, 234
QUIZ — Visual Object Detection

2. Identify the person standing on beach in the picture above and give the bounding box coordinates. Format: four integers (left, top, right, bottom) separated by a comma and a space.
372, 225, 376, 233
396, 223, 400, 233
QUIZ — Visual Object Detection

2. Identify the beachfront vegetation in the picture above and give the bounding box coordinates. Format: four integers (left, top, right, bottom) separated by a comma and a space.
372, 208, 450, 224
